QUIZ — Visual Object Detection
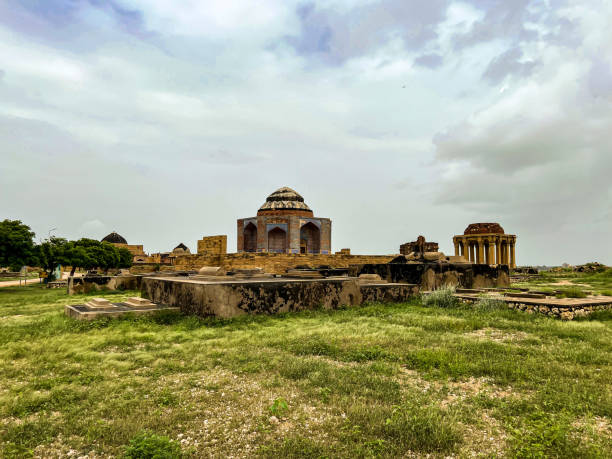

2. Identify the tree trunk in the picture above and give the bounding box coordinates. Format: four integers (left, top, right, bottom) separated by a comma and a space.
70, 266, 76, 277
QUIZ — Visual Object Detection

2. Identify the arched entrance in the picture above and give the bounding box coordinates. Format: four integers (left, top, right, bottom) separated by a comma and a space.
300, 222, 320, 254
267, 227, 287, 253
243, 223, 257, 252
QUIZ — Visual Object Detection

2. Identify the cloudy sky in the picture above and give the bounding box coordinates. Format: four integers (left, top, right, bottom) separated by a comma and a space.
1, 0, 611, 265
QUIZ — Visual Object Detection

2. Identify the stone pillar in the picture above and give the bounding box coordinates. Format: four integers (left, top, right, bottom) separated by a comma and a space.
468, 242, 474, 262
487, 242, 495, 266
454, 240, 459, 256
256, 216, 267, 252
320, 219, 332, 254
495, 240, 501, 265
510, 242, 516, 269
237, 219, 244, 253
477, 239, 484, 264
288, 216, 300, 254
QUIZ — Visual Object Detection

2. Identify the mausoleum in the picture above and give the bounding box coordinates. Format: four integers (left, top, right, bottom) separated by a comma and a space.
237, 187, 332, 254
452, 223, 517, 268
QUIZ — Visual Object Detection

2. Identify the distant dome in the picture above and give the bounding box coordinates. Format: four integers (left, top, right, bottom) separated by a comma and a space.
464, 223, 505, 235
172, 243, 190, 254
101, 231, 127, 244
257, 187, 313, 216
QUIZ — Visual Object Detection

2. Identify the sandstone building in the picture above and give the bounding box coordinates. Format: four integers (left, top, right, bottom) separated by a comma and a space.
400, 238, 439, 255
237, 187, 332, 254
101, 232, 146, 261
453, 223, 517, 268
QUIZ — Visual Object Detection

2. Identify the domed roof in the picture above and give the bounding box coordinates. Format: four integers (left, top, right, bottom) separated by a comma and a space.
101, 231, 127, 244
258, 187, 313, 215
464, 223, 505, 235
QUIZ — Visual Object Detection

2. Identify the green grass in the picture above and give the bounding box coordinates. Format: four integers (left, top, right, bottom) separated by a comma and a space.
0, 285, 611, 457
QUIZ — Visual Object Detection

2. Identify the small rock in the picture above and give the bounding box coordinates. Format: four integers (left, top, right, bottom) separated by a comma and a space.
269, 416, 279, 424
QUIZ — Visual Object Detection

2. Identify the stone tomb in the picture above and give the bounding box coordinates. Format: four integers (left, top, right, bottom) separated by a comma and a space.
140, 275, 418, 319
65, 296, 179, 320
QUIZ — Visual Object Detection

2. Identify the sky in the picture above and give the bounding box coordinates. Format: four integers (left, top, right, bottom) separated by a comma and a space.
1, 0, 611, 266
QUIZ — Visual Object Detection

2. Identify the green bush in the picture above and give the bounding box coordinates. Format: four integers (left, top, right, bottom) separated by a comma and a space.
421, 286, 459, 308
268, 397, 289, 417
474, 297, 507, 311
556, 287, 587, 299
123, 431, 182, 459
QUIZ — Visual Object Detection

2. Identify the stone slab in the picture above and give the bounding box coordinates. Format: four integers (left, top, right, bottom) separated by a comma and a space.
65, 303, 180, 320
504, 292, 547, 299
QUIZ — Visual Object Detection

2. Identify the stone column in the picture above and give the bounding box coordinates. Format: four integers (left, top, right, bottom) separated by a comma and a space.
256, 216, 267, 252
288, 216, 300, 254
477, 238, 484, 264
510, 242, 516, 269
487, 241, 495, 265
320, 219, 332, 254
236, 219, 244, 253
495, 240, 501, 265
460, 241, 465, 257
454, 240, 459, 256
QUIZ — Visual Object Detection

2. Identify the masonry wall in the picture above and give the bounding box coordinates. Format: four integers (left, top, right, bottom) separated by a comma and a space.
197, 235, 227, 256
173, 252, 396, 274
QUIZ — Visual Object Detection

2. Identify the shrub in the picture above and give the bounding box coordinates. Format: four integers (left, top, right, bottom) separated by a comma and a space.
601, 290, 612, 297
268, 397, 289, 418
421, 286, 459, 308
474, 297, 507, 311
123, 430, 182, 459
556, 287, 587, 299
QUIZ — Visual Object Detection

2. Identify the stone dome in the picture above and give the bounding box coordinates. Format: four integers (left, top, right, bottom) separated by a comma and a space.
464, 223, 505, 235
257, 187, 313, 216
101, 231, 127, 244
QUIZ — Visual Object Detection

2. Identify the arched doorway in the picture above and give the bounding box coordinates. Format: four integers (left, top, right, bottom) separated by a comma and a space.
300, 222, 320, 254
243, 223, 257, 252
268, 227, 287, 253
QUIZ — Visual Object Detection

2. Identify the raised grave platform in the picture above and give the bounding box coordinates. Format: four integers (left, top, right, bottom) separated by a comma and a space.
455, 292, 612, 320
65, 297, 179, 320
141, 276, 418, 318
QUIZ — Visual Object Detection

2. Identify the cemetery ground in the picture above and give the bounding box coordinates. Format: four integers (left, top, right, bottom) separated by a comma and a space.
1, 272, 611, 458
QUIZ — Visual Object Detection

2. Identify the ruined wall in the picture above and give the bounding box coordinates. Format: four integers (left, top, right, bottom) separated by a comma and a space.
68, 275, 142, 295
350, 263, 510, 290
140, 277, 420, 318
197, 235, 227, 256
173, 252, 396, 275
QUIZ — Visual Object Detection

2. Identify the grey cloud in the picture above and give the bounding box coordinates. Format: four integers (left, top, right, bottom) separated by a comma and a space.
414, 53, 444, 69
482, 47, 539, 84
588, 58, 612, 99
286, 0, 449, 64
0, 0, 150, 51
453, 0, 540, 50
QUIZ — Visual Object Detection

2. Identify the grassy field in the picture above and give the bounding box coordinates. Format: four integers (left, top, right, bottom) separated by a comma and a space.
513, 268, 612, 297
1, 281, 611, 458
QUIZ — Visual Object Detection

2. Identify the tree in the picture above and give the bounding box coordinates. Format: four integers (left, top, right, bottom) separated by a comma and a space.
35, 237, 69, 281
0, 219, 37, 271
63, 239, 132, 276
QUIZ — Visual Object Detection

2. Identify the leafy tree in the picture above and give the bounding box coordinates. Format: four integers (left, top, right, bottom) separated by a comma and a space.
35, 237, 69, 281
63, 239, 132, 276
0, 219, 37, 271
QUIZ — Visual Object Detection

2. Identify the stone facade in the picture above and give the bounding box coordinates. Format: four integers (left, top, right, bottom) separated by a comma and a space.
237, 187, 332, 254
453, 223, 517, 268
350, 262, 510, 290
140, 276, 419, 319
197, 235, 227, 256
400, 239, 439, 255
172, 252, 396, 275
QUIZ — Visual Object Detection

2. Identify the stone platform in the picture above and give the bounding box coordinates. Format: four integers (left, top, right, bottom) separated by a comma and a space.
65, 297, 179, 320
455, 293, 612, 320
141, 276, 418, 318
